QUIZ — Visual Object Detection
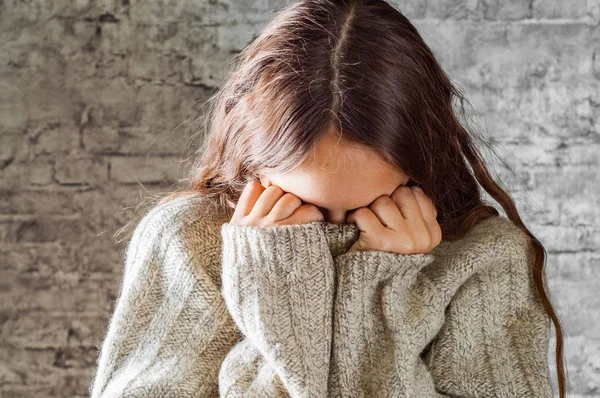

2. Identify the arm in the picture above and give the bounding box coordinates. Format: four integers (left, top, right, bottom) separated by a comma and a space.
89, 197, 241, 398
328, 249, 442, 397
329, 232, 554, 397
424, 234, 554, 397
219, 221, 335, 398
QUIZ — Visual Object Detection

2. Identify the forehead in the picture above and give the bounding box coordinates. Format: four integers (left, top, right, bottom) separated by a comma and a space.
270, 134, 406, 209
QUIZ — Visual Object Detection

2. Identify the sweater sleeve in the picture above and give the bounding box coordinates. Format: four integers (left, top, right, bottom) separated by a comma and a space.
424, 234, 555, 397
328, 249, 441, 397
89, 198, 241, 398
329, 233, 554, 397
218, 221, 336, 398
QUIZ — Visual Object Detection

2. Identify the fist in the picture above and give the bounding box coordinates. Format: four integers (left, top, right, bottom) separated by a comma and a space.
346, 185, 441, 255
229, 180, 325, 227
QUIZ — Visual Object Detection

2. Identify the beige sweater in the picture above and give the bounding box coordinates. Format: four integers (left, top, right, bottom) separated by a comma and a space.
89, 193, 554, 397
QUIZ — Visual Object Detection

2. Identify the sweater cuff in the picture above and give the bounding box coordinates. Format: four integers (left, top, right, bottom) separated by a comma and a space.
220, 221, 331, 271
335, 250, 436, 288
220, 221, 334, 398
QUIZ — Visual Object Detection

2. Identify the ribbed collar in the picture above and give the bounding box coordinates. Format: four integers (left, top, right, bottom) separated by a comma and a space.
318, 222, 361, 257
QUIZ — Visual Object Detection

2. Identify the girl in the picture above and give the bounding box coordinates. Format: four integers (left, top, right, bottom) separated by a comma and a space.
89, 0, 567, 397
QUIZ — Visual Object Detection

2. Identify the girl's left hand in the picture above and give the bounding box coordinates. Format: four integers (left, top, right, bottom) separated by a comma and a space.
346, 185, 442, 254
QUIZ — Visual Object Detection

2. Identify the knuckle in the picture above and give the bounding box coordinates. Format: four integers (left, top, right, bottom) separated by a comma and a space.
368, 197, 385, 210
354, 207, 370, 217
302, 203, 316, 211
282, 193, 302, 207
435, 227, 443, 244
238, 217, 252, 226
267, 185, 284, 194
430, 200, 438, 215
419, 236, 432, 252
373, 195, 389, 204
309, 204, 325, 217
411, 185, 424, 194
392, 186, 412, 201
379, 241, 392, 252
401, 239, 416, 253
311, 206, 324, 220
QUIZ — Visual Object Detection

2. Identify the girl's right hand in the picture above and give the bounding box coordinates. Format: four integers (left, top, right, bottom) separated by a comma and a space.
229, 180, 325, 228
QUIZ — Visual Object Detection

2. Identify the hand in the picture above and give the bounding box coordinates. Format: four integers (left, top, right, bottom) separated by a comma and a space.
346, 185, 441, 255
230, 180, 325, 227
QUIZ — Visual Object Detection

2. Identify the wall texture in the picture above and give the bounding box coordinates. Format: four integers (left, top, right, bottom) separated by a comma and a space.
1, 0, 599, 396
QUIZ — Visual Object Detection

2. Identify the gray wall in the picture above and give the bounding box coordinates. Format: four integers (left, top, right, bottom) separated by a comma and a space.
1, 1, 599, 396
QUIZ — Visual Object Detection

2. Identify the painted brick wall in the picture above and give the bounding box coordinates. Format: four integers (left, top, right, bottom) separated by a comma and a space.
1, 1, 598, 396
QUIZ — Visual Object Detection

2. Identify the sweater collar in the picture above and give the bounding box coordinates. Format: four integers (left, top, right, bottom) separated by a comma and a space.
318, 222, 361, 257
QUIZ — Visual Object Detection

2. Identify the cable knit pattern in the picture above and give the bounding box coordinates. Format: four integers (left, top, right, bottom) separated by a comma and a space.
89, 193, 554, 398
219, 222, 335, 397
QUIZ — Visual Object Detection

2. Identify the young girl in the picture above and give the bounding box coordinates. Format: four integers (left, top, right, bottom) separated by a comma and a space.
89, 0, 567, 397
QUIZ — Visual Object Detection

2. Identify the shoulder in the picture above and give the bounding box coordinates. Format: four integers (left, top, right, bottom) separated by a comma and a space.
132, 193, 229, 242
472, 215, 534, 272
474, 214, 531, 244
137, 193, 221, 231
429, 215, 541, 318
435, 214, 532, 258
125, 193, 231, 269
428, 215, 535, 291
459, 215, 538, 305
448, 214, 532, 263
119, 193, 235, 290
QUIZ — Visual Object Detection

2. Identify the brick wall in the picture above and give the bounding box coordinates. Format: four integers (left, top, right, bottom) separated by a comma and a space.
1, 1, 598, 396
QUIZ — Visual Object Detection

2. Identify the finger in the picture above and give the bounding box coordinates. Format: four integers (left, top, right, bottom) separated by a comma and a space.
410, 186, 437, 222
368, 195, 405, 230
390, 186, 429, 247
269, 193, 303, 221
404, 186, 433, 250
410, 186, 442, 247
390, 185, 421, 220
251, 185, 286, 218
346, 207, 384, 234
235, 181, 264, 218
280, 203, 325, 225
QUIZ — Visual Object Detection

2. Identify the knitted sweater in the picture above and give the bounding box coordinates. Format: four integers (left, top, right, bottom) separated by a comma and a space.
89, 193, 554, 397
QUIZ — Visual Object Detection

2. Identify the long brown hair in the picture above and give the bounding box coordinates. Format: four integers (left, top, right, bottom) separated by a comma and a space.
117, 0, 567, 394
